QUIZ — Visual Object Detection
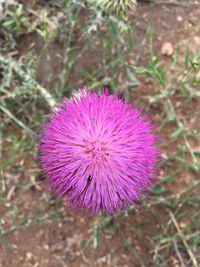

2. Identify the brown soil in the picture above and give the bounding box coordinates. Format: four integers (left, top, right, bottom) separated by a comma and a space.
1, 2, 200, 267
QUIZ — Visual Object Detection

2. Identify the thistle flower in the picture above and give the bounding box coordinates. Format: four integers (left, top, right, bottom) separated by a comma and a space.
39, 90, 159, 215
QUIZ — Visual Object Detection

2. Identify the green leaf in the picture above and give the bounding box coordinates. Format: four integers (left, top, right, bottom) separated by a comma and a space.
164, 176, 175, 183
153, 184, 168, 195
0, 157, 16, 172
109, 20, 118, 36
80, 71, 94, 82
2, 20, 15, 26
170, 127, 184, 139
35, 112, 43, 124
149, 94, 163, 103
193, 163, 200, 173
185, 48, 190, 70
126, 68, 140, 85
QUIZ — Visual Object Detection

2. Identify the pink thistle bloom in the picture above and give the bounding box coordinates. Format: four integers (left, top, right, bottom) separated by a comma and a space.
39, 90, 159, 215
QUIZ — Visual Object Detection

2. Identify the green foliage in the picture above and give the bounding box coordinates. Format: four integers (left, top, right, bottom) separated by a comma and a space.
1, 3, 27, 37
93, 0, 137, 20
1, 1, 200, 266
132, 56, 165, 85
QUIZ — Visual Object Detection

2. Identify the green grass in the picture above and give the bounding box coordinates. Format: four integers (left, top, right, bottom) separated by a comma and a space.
0, 0, 200, 266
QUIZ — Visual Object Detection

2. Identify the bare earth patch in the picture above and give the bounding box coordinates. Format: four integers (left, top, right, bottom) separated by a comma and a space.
1, 1, 200, 267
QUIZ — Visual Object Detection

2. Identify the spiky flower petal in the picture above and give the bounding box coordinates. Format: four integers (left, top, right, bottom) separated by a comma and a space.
39, 90, 159, 215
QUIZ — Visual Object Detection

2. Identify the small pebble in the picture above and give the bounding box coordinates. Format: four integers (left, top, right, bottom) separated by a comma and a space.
161, 42, 174, 56
177, 16, 183, 22
26, 252, 33, 260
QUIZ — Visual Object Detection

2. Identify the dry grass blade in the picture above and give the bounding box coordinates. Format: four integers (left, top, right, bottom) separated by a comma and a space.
0, 123, 2, 159
173, 240, 186, 267
0, 104, 34, 136
169, 211, 198, 267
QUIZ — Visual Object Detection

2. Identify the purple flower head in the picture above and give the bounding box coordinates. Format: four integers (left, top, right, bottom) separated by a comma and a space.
39, 90, 159, 215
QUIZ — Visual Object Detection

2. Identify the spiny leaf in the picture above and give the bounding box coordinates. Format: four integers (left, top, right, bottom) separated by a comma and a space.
90, 0, 137, 20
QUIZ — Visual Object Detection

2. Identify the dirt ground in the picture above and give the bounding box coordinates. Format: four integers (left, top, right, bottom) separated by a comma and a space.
1, 1, 200, 267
